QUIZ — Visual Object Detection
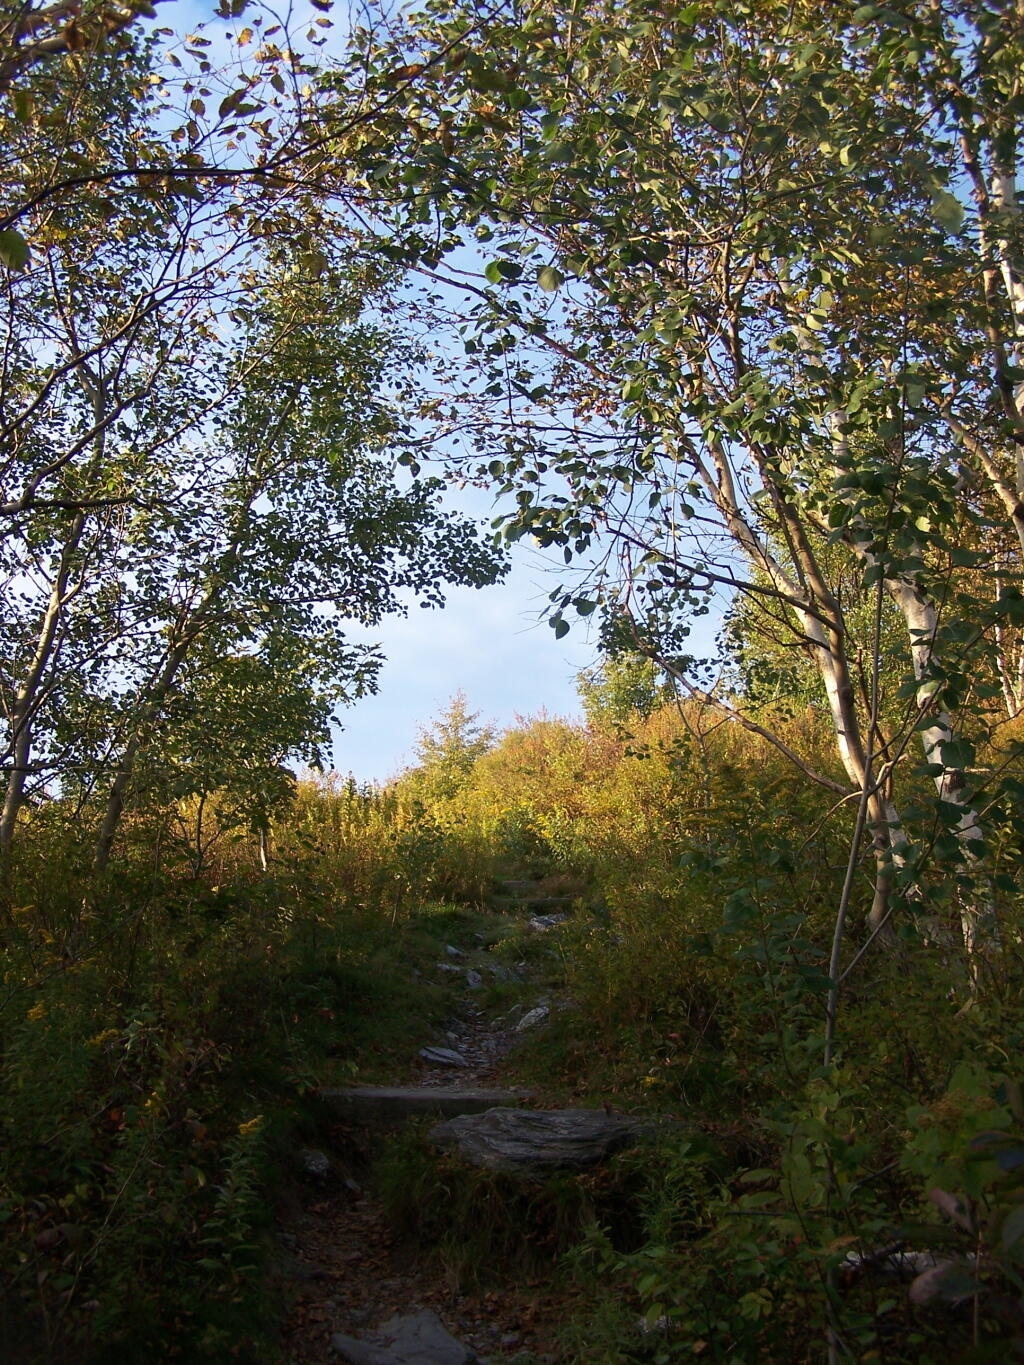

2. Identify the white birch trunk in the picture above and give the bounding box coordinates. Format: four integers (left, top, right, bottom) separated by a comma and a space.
885, 575, 997, 962
693, 431, 901, 930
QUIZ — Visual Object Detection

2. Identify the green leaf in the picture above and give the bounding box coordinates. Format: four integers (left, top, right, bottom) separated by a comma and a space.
552, 616, 570, 639
537, 264, 564, 291
0, 229, 29, 271
485, 259, 522, 284
12, 89, 34, 123
930, 191, 964, 234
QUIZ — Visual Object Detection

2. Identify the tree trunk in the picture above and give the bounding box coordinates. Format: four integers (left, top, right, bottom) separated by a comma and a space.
93, 634, 193, 871
885, 575, 998, 965
0, 511, 86, 855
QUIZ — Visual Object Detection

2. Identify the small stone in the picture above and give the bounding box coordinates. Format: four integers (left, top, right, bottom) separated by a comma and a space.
446, 945, 464, 958
298, 1148, 333, 1182
465, 969, 483, 989
419, 1045, 470, 1068
437, 963, 463, 974
500, 1332, 522, 1348
515, 1006, 549, 1032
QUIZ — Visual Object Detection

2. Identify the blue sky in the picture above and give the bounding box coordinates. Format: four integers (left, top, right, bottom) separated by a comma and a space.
334, 530, 601, 782
162, 1, 724, 783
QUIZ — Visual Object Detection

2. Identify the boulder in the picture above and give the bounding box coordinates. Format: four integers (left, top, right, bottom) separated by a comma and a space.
429, 1106, 650, 1175
515, 1005, 549, 1032
332, 1309, 479, 1365
465, 969, 483, 989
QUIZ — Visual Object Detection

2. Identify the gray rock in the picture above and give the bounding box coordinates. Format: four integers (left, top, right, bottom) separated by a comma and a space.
515, 1005, 549, 1032
429, 1107, 650, 1175
321, 1086, 531, 1127
420, 1045, 470, 1067
486, 964, 514, 982
436, 963, 463, 974
332, 1309, 479, 1364
465, 969, 483, 989
298, 1147, 333, 1182
528, 914, 567, 932
445, 944, 464, 959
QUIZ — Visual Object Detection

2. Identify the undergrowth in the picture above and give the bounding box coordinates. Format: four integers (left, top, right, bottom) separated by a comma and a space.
3, 699, 1024, 1361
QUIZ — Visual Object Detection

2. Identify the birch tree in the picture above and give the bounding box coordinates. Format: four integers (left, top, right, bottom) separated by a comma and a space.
0, 15, 506, 865
330, 0, 1024, 951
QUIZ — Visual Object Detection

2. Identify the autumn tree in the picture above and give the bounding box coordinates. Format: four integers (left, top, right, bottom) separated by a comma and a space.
407, 691, 496, 802
328, 0, 1024, 964
0, 11, 506, 866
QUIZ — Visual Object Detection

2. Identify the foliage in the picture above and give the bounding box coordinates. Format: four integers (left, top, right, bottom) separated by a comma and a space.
0, 819, 483, 1360
333, 0, 1024, 956
404, 690, 496, 802
578, 653, 677, 736
299, 698, 1024, 1361
2, 1, 1024, 1360
0, 11, 507, 867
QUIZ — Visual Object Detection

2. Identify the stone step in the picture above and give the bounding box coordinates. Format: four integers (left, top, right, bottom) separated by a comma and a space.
429, 1107, 656, 1176
321, 1085, 534, 1128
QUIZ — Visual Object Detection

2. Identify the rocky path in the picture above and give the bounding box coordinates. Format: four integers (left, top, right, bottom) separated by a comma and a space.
274, 1182, 565, 1365
274, 898, 570, 1365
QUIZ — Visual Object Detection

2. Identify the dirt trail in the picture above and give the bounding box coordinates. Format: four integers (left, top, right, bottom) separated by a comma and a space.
275, 905, 567, 1364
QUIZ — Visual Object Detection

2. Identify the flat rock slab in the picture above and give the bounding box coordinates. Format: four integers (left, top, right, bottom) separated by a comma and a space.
419, 1045, 469, 1067
321, 1086, 531, 1127
429, 1106, 650, 1175
332, 1309, 479, 1365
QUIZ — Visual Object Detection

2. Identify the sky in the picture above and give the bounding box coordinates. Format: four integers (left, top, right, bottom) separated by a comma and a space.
334, 530, 601, 783
160, 0, 723, 784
